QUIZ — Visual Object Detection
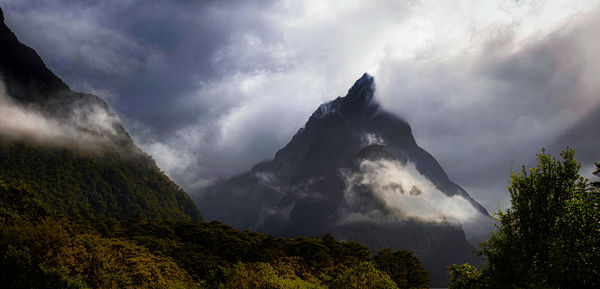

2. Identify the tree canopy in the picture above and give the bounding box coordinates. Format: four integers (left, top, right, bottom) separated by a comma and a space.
448, 148, 600, 288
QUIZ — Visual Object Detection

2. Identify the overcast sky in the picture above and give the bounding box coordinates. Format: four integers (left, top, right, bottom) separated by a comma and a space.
1, 0, 599, 210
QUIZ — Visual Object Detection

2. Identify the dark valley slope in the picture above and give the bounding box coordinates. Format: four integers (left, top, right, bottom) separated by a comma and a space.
197, 73, 493, 285
0, 7, 199, 220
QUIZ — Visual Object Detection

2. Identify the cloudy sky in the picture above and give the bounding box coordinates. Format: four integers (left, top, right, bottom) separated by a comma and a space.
1, 0, 599, 210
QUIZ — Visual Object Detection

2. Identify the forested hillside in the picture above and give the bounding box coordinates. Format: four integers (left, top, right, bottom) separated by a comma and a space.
0, 140, 200, 220
0, 182, 429, 288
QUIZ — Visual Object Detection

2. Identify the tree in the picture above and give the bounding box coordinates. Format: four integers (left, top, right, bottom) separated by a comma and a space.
592, 162, 600, 188
0, 219, 199, 289
449, 149, 600, 288
447, 263, 482, 289
374, 248, 429, 288
224, 262, 325, 289
330, 262, 399, 289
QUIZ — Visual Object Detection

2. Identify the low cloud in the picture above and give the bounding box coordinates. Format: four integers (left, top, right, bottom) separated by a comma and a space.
0, 81, 120, 148
340, 159, 480, 224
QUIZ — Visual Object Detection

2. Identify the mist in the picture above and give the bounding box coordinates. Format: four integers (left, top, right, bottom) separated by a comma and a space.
341, 159, 480, 225
0, 81, 121, 148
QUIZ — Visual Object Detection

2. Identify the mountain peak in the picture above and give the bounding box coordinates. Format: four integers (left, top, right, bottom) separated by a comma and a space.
311, 73, 378, 120
344, 72, 375, 106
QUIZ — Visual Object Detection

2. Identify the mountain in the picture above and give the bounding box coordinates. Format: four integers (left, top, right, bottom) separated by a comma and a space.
0, 7, 200, 220
0, 7, 434, 288
196, 73, 493, 286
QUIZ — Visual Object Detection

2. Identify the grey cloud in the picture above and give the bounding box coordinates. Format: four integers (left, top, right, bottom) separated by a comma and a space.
0, 0, 419, 188
376, 7, 600, 209
551, 106, 600, 174
1, 0, 599, 214
1, 0, 278, 133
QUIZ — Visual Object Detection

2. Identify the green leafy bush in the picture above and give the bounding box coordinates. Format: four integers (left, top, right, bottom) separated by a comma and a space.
330, 262, 398, 289
374, 248, 429, 288
448, 149, 600, 288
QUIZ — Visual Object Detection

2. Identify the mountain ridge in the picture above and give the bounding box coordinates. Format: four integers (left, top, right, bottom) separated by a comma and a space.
0, 6, 68, 104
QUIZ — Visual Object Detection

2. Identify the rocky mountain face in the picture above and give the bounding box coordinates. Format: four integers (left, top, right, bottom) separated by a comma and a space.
0, 7, 200, 220
197, 73, 493, 285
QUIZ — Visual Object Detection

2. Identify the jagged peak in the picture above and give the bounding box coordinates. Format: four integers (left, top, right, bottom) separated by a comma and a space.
310, 73, 378, 120
345, 72, 375, 104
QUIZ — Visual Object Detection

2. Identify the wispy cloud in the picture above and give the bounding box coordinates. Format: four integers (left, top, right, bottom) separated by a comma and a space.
0, 81, 120, 148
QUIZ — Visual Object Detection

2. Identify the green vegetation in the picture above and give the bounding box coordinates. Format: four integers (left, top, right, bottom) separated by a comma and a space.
375, 248, 429, 288
0, 214, 429, 288
592, 162, 600, 188
448, 149, 600, 289
0, 140, 429, 288
0, 140, 200, 220
0, 219, 198, 289
330, 262, 398, 289
6, 133, 598, 288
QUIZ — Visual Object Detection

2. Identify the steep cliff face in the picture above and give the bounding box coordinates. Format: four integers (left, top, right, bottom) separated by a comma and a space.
0, 7, 68, 104
0, 7, 200, 220
197, 73, 492, 285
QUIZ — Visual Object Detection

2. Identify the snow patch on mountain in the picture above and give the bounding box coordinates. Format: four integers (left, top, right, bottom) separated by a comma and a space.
361, 133, 385, 146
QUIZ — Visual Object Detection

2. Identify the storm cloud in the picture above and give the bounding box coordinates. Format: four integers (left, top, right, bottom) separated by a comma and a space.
1, 0, 599, 210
